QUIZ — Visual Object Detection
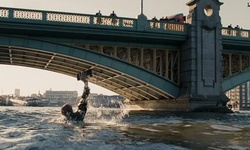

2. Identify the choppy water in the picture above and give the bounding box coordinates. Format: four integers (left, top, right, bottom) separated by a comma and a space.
1, 106, 250, 150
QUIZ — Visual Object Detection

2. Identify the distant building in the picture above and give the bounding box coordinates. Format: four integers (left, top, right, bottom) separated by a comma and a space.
239, 82, 250, 110
31, 93, 38, 97
89, 93, 98, 99
226, 81, 250, 111
44, 90, 78, 106
15, 89, 20, 97
226, 86, 240, 111
88, 93, 125, 108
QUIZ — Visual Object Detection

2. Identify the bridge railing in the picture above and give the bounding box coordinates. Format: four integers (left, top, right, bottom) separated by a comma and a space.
148, 20, 185, 32
221, 27, 249, 38
0, 7, 187, 34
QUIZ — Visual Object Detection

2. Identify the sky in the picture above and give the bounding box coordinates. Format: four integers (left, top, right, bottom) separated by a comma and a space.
0, 0, 250, 96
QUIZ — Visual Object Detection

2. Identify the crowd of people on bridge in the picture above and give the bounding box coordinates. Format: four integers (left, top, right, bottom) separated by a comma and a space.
228, 24, 241, 29
151, 13, 186, 23
94, 10, 186, 23
95, 10, 117, 17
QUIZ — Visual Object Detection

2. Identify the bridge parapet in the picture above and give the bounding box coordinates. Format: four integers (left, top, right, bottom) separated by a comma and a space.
149, 20, 185, 32
222, 27, 249, 38
0, 7, 187, 34
0, 8, 9, 18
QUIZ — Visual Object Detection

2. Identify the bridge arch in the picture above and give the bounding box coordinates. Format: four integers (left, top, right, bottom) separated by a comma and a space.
0, 35, 180, 101
222, 69, 250, 92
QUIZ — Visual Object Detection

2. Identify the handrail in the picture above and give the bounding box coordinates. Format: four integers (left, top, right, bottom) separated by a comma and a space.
0, 7, 187, 34
221, 27, 249, 39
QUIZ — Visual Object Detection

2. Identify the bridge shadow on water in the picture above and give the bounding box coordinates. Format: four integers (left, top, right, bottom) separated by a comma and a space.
120, 110, 250, 149
125, 110, 250, 126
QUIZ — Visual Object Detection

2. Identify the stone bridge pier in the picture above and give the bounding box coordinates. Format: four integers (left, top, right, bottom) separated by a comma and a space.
126, 0, 231, 112
178, 0, 229, 111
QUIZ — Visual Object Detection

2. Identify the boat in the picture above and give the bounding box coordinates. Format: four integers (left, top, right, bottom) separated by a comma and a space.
0, 96, 13, 106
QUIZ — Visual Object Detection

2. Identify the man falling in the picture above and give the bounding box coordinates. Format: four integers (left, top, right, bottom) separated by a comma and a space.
61, 69, 92, 121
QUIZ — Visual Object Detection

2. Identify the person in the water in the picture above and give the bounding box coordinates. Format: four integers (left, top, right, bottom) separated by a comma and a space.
61, 70, 92, 121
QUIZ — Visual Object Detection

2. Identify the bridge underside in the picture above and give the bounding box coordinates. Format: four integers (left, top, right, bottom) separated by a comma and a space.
222, 69, 250, 92
222, 52, 250, 92
0, 46, 173, 101
0, 36, 180, 102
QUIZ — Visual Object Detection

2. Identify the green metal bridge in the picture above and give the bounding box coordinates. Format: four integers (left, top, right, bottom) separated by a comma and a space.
0, 0, 249, 111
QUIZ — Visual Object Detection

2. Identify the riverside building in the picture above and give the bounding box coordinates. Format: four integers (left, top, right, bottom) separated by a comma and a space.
44, 90, 78, 106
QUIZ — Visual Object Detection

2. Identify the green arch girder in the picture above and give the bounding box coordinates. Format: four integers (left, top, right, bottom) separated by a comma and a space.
0, 35, 180, 98
222, 69, 250, 92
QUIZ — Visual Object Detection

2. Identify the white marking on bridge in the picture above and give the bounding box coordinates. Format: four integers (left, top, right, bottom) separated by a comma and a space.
44, 54, 56, 69
9, 47, 13, 64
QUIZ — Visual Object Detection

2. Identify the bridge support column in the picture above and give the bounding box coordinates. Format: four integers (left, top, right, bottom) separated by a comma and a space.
178, 0, 230, 111
124, 99, 190, 111
229, 54, 232, 76
127, 47, 131, 63
153, 49, 157, 73
165, 50, 169, 79
140, 48, 144, 67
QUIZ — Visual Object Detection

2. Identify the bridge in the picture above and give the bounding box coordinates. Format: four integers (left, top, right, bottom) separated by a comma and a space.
0, 0, 249, 111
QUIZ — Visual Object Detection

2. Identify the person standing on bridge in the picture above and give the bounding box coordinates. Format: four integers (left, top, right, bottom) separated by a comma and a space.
110, 11, 117, 17
61, 70, 92, 121
95, 10, 102, 24
96, 10, 102, 16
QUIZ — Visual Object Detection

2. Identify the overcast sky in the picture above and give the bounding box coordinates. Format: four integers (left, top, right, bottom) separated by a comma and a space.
0, 0, 249, 96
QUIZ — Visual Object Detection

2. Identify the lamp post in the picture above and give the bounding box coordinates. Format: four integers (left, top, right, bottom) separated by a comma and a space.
141, 0, 144, 14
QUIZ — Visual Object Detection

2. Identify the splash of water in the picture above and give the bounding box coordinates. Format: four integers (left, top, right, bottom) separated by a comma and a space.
84, 99, 129, 125
53, 99, 129, 127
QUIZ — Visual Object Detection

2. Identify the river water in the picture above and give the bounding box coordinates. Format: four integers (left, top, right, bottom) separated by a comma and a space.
0, 106, 250, 150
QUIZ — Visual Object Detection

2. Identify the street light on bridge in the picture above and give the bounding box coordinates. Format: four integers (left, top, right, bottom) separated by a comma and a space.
141, 0, 144, 14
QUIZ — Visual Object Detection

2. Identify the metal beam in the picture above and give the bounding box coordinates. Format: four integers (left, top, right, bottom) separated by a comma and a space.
44, 54, 56, 69
8, 47, 13, 64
